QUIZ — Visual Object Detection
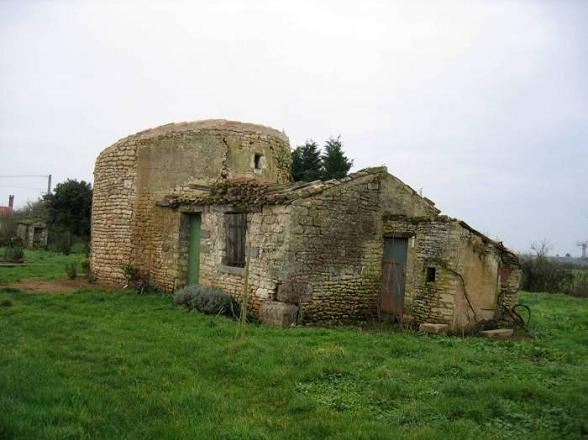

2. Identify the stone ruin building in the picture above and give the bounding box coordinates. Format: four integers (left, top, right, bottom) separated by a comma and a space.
90, 119, 520, 332
17, 220, 48, 249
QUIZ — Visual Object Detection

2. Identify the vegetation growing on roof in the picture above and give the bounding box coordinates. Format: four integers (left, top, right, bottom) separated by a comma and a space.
382, 212, 434, 224
161, 167, 389, 209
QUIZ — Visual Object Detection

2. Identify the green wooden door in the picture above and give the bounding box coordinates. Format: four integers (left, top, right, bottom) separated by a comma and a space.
381, 237, 408, 319
187, 214, 201, 285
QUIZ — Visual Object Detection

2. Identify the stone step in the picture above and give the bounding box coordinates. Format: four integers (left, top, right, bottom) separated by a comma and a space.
479, 328, 513, 340
419, 323, 449, 335
259, 301, 298, 327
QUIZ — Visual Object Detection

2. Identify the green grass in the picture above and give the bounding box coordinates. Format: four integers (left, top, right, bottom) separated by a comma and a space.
0, 254, 587, 439
0, 248, 83, 283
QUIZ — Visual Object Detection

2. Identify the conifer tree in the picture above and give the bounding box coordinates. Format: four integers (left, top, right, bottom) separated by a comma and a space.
321, 136, 353, 180
291, 140, 323, 182
291, 146, 304, 181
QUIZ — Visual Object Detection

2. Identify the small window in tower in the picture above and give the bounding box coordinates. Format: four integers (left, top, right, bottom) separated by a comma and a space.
254, 153, 264, 170
426, 267, 436, 282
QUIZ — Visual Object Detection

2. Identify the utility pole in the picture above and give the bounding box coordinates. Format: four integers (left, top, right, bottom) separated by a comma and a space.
47, 174, 52, 193
578, 241, 588, 259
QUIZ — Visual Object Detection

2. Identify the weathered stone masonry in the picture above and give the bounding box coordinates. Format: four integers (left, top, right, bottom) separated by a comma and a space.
91, 119, 521, 331
158, 166, 519, 331
91, 120, 291, 288
280, 172, 386, 324
91, 141, 137, 285
383, 215, 520, 331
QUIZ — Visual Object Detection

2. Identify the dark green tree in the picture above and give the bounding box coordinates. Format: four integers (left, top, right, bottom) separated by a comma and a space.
43, 179, 93, 240
321, 136, 353, 180
291, 146, 304, 181
291, 140, 323, 182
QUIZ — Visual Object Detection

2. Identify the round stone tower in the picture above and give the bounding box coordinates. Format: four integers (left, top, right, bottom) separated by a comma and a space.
90, 119, 291, 288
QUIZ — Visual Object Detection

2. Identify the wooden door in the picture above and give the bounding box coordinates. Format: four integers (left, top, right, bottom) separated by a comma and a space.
187, 214, 201, 285
380, 237, 408, 319
224, 213, 247, 267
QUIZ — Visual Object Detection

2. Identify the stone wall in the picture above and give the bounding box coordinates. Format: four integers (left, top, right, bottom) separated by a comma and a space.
159, 168, 447, 325
185, 205, 291, 314
383, 215, 520, 331
90, 120, 291, 288
379, 173, 440, 217
277, 170, 385, 324
16, 221, 48, 249
90, 141, 138, 284
496, 252, 522, 324
269, 168, 442, 325
91, 120, 520, 333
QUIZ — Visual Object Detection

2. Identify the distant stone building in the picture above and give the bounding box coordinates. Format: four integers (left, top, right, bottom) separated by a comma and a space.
17, 221, 48, 249
91, 120, 520, 332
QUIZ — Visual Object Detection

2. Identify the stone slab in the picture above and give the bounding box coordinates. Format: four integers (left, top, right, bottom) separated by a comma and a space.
218, 264, 246, 276
479, 328, 513, 340
259, 301, 298, 327
419, 323, 449, 335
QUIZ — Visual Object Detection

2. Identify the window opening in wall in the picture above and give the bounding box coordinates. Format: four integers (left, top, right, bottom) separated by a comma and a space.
224, 212, 247, 267
426, 267, 436, 282
254, 153, 263, 170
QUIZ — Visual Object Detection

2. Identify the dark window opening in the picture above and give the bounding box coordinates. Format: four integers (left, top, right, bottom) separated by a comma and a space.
254, 153, 263, 170
426, 267, 436, 282
224, 213, 247, 267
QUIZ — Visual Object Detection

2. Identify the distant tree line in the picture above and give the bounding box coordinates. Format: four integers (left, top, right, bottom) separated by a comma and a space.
0, 179, 92, 254
291, 136, 353, 182
520, 240, 588, 297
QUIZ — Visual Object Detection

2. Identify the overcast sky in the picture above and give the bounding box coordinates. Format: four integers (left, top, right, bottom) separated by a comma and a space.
1, 0, 586, 255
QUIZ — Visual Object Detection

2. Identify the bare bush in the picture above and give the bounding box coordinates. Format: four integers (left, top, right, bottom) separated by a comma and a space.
521, 240, 588, 297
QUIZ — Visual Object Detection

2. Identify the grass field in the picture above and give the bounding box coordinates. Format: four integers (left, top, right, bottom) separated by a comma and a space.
0, 248, 83, 283
1, 251, 587, 439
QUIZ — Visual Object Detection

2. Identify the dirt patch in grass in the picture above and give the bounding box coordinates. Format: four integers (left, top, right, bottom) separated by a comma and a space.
1, 278, 111, 294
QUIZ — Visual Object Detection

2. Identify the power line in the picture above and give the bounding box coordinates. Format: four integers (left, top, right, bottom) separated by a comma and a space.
0, 185, 47, 191
0, 174, 52, 192
0, 175, 50, 178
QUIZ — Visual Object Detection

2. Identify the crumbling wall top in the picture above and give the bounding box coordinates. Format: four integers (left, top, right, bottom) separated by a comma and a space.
114, 119, 289, 145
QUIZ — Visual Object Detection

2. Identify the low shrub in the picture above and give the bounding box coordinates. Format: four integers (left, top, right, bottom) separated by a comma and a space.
47, 230, 87, 255
521, 256, 588, 297
48, 231, 72, 255
173, 288, 196, 308
0, 299, 12, 307
120, 263, 160, 294
0, 236, 22, 248
65, 262, 78, 279
520, 256, 571, 293
564, 271, 588, 298
79, 258, 90, 274
120, 263, 140, 284
0, 215, 18, 241
2, 245, 24, 263
173, 285, 239, 318
71, 242, 87, 255
137, 278, 160, 294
